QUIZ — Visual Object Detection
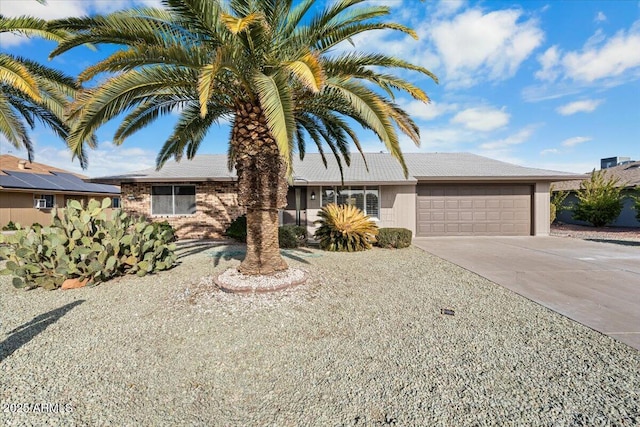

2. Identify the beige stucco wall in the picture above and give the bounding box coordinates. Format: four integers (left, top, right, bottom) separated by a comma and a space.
304, 184, 417, 238
533, 182, 550, 236
378, 185, 417, 236
0, 191, 117, 228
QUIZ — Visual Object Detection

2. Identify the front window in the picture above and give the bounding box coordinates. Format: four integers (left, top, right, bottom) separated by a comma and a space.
111, 197, 121, 208
321, 186, 380, 219
34, 194, 55, 209
151, 185, 196, 215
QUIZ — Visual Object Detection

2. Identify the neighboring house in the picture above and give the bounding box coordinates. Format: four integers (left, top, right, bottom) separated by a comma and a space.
553, 160, 640, 228
0, 154, 120, 228
91, 153, 581, 240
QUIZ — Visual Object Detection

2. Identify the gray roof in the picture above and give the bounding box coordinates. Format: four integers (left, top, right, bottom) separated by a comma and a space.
0, 170, 119, 194
91, 152, 582, 185
553, 160, 640, 191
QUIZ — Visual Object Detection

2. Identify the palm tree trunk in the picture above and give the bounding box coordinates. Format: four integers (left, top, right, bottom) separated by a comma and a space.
232, 102, 288, 275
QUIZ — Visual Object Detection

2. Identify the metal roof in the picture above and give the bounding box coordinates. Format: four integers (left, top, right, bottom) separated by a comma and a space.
90, 152, 582, 185
0, 170, 120, 194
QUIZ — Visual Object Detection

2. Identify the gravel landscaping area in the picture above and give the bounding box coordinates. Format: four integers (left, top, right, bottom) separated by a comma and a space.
551, 223, 640, 244
1, 243, 639, 426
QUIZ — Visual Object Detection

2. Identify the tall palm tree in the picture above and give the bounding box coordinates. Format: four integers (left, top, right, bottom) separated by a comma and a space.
50, 0, 437, 275
0, 8, 90, 166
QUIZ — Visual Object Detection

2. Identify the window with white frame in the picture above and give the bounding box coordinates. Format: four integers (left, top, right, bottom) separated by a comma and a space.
321, 186, 379, 219
34, 194, 55, 209
151, 185, 196, 215
111, 197, 121, 208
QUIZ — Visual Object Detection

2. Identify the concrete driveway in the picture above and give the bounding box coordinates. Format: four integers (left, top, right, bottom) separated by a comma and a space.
413, 236, 640, 350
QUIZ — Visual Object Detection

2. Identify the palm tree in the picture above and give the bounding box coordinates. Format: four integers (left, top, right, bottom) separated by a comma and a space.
0, 8, 90, 166
50, 0, 437, 275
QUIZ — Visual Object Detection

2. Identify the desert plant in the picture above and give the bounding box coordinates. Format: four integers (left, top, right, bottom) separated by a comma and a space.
376, 228, 412, 249
151, 221, 177, 242
0, 199, 177, 290
550, 186, 569, 224
631, 187, 640, 222
225, 215, 247, 243
572, 170, 624, 227
2, 221, 18, 231
279, 225, 307, 249
314, 204, 378, 252
49, 0, 436, 275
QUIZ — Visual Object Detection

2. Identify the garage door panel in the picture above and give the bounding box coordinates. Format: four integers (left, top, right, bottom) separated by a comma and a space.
417, 184, 531, 236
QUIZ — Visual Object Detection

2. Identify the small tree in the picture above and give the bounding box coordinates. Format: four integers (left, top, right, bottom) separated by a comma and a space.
631, 187, 640, 222
572, 170, 624, 227
549, 185, 568, 223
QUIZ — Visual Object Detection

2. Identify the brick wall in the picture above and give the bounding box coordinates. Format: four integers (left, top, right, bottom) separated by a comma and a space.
121, 182, 244, 239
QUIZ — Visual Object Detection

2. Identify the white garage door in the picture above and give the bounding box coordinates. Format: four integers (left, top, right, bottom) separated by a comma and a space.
417, 184, 532, 236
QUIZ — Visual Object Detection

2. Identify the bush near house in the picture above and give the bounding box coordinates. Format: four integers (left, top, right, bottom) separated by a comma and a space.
0, 199, 176, 290
572, 170, 624, 227
376, 228, 412, 249
314, 204, 378, 252
2, 221, 18, 231
225, 215, 247, 242
550, 186, 569, 224
278, 225, 307, 249
632, 188, 640, 222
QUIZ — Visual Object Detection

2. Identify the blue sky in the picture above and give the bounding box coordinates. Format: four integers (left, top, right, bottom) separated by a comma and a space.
1, 0, 639, 177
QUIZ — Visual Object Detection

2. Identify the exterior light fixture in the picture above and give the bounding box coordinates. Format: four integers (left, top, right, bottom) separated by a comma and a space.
310, 191, 316, 200
127, 195, 136, 201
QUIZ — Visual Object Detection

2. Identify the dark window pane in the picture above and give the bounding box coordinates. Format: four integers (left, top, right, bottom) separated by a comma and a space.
366, 188, 379, 218
174, 186, 196, 214
336, 187, 349, 206
350, 187, 364, 211
112, 197, 120, 208
152, 186, 173, 215
322, 187, 335, 206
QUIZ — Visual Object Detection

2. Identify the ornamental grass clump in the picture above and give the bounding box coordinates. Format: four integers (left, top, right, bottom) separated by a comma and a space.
314, 204, 378, 252
0, 199, 177, 290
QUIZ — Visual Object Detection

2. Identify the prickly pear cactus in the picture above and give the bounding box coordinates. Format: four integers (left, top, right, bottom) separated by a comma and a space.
0, 199, 177, 290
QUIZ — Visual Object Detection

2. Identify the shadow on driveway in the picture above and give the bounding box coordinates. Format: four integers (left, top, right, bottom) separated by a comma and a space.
0, 300, 85, 362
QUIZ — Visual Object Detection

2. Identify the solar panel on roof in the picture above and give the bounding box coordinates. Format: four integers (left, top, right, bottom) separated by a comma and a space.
0, 170, 118, 194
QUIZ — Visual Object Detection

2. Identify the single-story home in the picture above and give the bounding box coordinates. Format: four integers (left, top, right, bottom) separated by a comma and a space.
553, 160, 640, 227
0, 154, 120, 228
91, 152, 581, 239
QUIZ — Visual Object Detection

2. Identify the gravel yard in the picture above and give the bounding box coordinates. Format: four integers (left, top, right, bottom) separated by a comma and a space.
1, 243, 639, 426
551, 223, 640, 244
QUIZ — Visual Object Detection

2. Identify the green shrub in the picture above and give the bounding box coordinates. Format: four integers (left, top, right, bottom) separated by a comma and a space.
314, 203, 378, 252
632, 188, 640, 222
0, 199, 177, 290
225, 214, 247, 242
151, 220, 177, 242
550, 186, 568, 224
572, 170, 623, 227
2, 221, 18, 231
279, 225, 307, 249
376, 228, 412, 249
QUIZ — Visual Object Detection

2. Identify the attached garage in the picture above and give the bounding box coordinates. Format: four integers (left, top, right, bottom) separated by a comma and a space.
416, 184, 532, 236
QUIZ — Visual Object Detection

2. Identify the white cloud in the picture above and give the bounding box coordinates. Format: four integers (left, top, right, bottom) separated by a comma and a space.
450, 106, 510, 131
0, 138, 155, 178
435, 0, 466, 16
399, 99, 457, 121
429, 8, 544, 87
556, 99, 603, 115
535, 46, 561, 81
535, 21, 640, 85
479, 126, 536, 150
563, 24, 640, 82
540, 148, 559, 155
561, 136, 592, 147
595, 11, 607, 23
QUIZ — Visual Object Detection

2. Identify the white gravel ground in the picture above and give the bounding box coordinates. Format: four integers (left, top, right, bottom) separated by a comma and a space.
1, 243, 639, 426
